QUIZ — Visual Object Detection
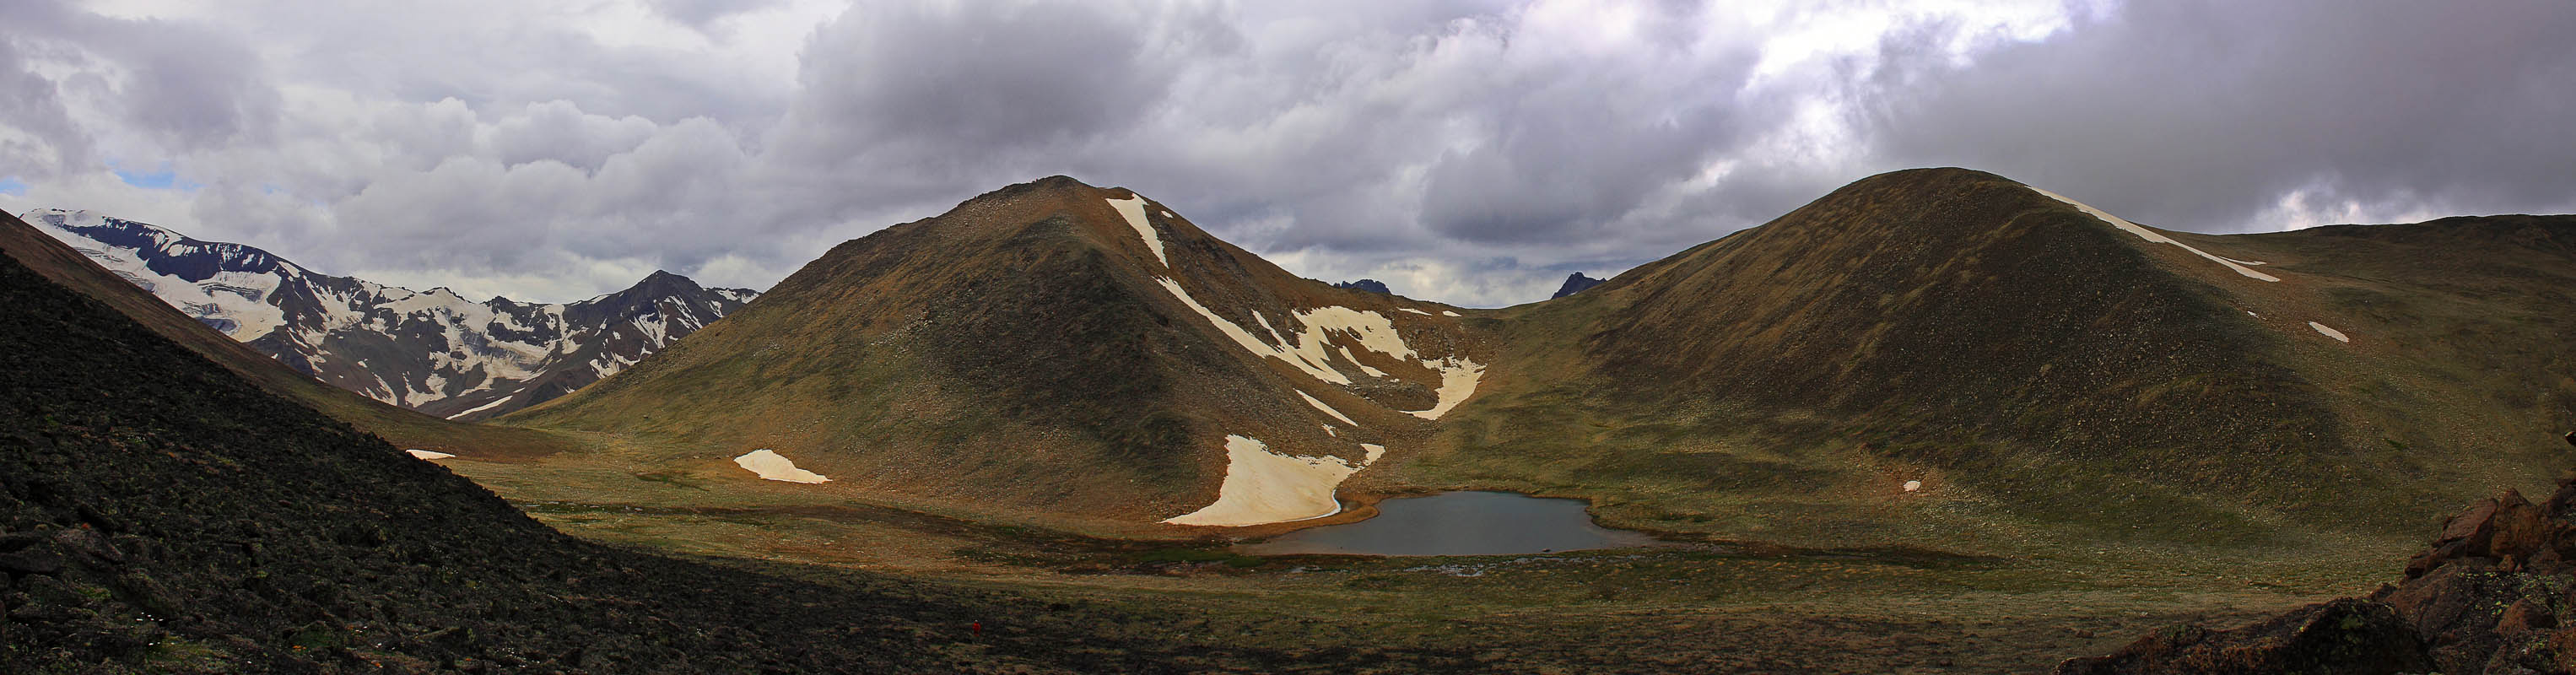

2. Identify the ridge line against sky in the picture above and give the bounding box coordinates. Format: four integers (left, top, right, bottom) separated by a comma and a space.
1, 0, 2570, 306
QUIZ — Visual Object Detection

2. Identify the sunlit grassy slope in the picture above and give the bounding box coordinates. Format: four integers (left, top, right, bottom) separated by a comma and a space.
1396, 169, 2573, 557
494, 168, 2568, 568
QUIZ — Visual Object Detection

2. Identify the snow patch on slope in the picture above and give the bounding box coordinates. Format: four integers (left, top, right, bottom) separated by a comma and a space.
734, 449, 830, 483
1164, 435, 1362, 526
1105, 196, 1166, 267
1405, 356, 1487, 419
29, 211, 292, 338
2028, 187, 2281, 282
1337, 346, 1387, 377
405, 450, 454, 461
1153, 277, 1352, 384
1299, 391, 1358, 425
446, 395, 515, 420
2309, 321, 2351, 343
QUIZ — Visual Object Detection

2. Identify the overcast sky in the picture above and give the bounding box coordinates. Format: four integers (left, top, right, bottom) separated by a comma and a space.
3, 0, 2570, 306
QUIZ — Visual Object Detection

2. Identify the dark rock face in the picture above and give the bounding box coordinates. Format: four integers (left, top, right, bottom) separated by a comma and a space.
2055, 599, 2429, 675
22, 208, 758, 420
2060, 456, 2576, 674
1550, 273, 1603, 299
1333, 278, 1391, 294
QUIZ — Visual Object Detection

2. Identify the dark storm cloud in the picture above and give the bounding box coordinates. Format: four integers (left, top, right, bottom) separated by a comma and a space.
6, 1, 2573, 306
765, 1, 1237, 191
1857, 0, 2576, 231
1414, 3, 1762, 244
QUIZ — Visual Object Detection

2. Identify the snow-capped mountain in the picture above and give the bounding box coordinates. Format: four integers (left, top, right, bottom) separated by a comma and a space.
23, 208, 758, 421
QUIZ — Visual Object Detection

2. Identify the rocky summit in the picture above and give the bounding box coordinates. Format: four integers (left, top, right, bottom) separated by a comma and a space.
1548, 272, 1604, 298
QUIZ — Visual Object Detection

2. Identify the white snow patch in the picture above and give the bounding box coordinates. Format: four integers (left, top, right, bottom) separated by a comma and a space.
1291, 306, 1415, 366
1399, 308, 1431, 316
1106, 196, 1167, 267
446, 395, 514, 419
1298, 391, 1358, 425
1360, 444, 1386, 464
2220, 256, 2268, 266
2309, 321, 2351, 343
734, 449, 830, 483
1902, 480, 1921, 492
1154, 277, 1349, 384
405, 450, 454, 461
1337, 346, 1388, 377
32, 217, 291, 338
2029, 186, 2280, 282
1440, 310, 1461, 317
1152, 278, 1446, 389
1164, 435, 1361, 526
1323, 424, 1338, 437
1404, 357, 1487, 420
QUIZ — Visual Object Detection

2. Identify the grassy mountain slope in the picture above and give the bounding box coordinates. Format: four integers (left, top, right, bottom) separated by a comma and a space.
0, 212, 577, 458
1396, 168, 2570, 554
478, 167, 2562, 570
0, 217, 1497, 673
507, 176, 1482, 529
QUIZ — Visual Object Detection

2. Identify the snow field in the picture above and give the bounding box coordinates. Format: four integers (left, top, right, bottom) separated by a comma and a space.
1105, 196, 1167, 267
1299, 391, 1358, 425
2028, 187, 2281, 282
1163, 435, 1364, 526
734, 449, 831, 483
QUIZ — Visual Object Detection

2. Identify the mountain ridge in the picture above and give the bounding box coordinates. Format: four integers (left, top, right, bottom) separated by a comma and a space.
0, 205, 1400, 673
494, 168, 2575, 552
23, 208, 756, 420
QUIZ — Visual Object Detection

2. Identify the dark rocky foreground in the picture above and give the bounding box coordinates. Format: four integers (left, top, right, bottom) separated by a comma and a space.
0, 240, 1476, 673
2060, 437, 2576, 674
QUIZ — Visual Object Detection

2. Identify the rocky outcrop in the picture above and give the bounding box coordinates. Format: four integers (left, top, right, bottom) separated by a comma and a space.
2060, 434, 2576, 674
1332, 278, 1391, 294
1549, 272, 1603, 299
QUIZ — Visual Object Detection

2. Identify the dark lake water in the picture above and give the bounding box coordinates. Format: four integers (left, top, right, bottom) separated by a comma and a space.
1235, 491, 1662, 557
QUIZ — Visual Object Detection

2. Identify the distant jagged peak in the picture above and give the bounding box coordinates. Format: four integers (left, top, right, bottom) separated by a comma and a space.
1550, 273, 1604, 299
27, 206, 759, 420
1332, 278, 1391, 294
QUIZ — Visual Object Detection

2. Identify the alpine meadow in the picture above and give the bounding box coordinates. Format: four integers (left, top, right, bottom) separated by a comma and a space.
4, 2, 2574, 673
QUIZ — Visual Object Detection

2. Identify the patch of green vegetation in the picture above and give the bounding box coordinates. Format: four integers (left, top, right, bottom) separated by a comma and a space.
1131, 547, 1267, 569
139, 638, 228, 668
635, 471, 709, 490
285, 624, 348, 651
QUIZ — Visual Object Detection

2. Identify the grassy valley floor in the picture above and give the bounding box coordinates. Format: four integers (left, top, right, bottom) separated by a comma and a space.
439, 438, 2419, 672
